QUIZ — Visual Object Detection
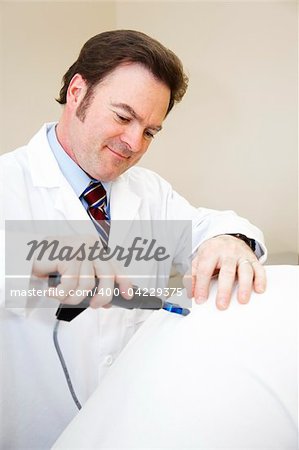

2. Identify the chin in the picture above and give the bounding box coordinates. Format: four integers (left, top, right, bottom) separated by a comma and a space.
96, 171, 119, 182
92, 161, 130, 181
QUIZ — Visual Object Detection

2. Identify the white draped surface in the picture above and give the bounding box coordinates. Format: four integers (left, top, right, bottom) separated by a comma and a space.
52, 266, 298, 449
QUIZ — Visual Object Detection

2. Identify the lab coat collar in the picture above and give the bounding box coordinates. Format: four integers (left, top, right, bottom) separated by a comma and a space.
27, 123, 65, 188
26, 123, 96, 222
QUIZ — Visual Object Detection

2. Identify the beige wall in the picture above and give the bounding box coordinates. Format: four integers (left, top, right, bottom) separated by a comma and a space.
0, 1, 298, 263
0, 1, 116, 149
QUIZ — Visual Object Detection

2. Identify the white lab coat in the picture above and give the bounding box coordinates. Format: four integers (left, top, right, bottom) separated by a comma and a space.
0, 124, 266, 449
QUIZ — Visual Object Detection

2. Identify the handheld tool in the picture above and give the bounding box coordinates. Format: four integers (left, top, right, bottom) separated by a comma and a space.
48, 273, 190, 321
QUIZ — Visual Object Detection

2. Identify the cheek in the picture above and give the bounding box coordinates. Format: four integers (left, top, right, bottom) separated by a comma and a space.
81, 115, 113, 141
140, 141, 151, 155
131, 143, 151, 163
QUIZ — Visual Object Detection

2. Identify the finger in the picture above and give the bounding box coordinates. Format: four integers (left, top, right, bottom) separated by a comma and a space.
182, 271, 193, 298
215, 257, 237, 310
252, 261, 267, 293
68, 259, 95, 305
237, 259, 254, 304
48, 262, 80, 303
91, 262, 115, 307
115, 275, 134, 300
192, 255, 218, 304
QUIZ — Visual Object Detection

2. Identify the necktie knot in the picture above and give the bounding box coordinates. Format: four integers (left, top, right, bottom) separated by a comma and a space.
82, 181, 107, 211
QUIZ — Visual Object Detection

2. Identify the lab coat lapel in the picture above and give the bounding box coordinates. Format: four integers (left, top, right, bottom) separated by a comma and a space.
109, 174, 142, 245
26, 124, 93, 223
52, 182, 89, 220
110, 176, 141, 221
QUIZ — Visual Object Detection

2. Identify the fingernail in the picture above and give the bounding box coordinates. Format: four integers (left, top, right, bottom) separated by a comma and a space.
239, 292, 249, 303
217, 299, 228, 310
195, 295, 207, 304
256, 285, 265, 293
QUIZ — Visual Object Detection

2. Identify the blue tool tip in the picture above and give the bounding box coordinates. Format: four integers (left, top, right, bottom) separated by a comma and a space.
163, 302, 190, 316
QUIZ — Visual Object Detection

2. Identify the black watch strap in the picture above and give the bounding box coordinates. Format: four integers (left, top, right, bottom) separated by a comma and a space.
227, 233, 256, 252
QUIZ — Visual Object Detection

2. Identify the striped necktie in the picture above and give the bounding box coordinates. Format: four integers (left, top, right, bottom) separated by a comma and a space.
82, 181, 110, 248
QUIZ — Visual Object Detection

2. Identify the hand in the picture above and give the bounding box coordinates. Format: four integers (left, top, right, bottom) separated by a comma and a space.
31, 234, 133, 307
184, 235, 266, 310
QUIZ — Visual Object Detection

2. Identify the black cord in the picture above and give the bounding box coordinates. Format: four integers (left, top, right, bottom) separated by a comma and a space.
53, 320, 82, 410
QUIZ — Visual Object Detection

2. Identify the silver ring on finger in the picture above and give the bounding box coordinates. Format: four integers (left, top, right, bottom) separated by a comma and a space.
238, 258, 255, 268
250, 260, 259, 266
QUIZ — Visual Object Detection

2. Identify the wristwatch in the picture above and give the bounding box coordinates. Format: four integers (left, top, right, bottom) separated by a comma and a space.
226, 233, 256, 252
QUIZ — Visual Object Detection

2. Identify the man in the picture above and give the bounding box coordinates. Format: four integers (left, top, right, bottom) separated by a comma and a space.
0, 30, 266, 449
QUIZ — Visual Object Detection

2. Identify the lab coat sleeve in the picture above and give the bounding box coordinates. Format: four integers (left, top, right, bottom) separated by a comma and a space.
127, 167, 267, 270
0, 229, 4, 309
161, 182, 267, 264
0, 226, 37, 316
0, 159, 36, 315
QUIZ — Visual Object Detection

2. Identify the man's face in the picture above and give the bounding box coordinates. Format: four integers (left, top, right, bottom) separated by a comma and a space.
60, 63, 170, 181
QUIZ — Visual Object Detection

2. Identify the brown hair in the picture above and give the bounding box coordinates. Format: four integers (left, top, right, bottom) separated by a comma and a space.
56, 29, 188, 116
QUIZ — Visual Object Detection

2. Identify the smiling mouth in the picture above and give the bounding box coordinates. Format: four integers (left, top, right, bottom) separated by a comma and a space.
107, 146, 130, 160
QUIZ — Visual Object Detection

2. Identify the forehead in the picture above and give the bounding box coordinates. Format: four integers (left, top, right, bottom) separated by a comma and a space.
93, 62, 171, 121
100, 62, 167, 90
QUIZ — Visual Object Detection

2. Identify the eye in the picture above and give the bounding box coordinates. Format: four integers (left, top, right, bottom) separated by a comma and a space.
144, 130, 155, 140
115, 112, 130, 123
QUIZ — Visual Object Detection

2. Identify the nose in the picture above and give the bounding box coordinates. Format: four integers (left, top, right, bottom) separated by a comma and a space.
121, 125, 146, 153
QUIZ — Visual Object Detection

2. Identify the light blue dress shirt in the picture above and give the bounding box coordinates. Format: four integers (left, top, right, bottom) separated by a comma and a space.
47, 123, 111, 218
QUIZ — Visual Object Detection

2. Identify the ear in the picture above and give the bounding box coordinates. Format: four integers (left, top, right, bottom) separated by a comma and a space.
66, 74, 87, 107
